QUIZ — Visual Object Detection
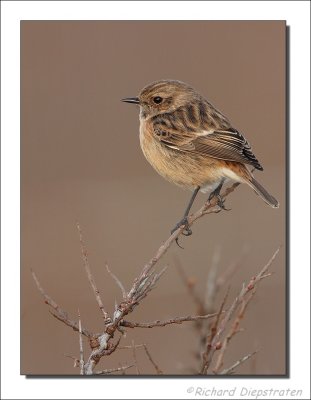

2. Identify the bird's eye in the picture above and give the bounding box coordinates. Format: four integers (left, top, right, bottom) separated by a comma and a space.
153, 96, 163, 104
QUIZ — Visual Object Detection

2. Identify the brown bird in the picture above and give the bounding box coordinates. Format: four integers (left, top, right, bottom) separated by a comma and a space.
122, 79, 279, 240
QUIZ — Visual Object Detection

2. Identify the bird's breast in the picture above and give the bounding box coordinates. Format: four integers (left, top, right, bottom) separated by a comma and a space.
139, 120, 173, 180
139, 119, 224, 189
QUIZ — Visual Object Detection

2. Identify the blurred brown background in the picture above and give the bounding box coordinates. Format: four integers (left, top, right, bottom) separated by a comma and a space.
21, 21, 286, 375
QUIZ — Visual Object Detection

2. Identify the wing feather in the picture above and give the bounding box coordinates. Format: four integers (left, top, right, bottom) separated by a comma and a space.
153, 122, 263, 171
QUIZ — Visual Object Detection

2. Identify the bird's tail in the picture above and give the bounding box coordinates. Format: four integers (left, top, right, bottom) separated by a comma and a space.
246, 177, 279, 208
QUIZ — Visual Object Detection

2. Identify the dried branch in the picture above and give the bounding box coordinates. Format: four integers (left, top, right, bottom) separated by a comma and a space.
200, 248, 280, 374
32, 270, 96, 339
120, 362, 129, 375
128, 183, 240, 299
201, 288, 230, 373
64, 354, 80, 368
78, 309, 84, 375
213, 290, 256, 374
121, 312, 220, 329
106, 264, 127, 300
176, 246, 244, 365
71, 261, 168, 374
77, 223, 110, 323
219, 350, 258, 375
118, 344, 145, 350
94, 364, 134, 375
132, 340, 140, 375
142, 344, 163, 375
32, 181, 259, 375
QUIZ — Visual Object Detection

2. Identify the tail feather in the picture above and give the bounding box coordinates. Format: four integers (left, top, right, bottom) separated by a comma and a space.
247, 177, 279, 208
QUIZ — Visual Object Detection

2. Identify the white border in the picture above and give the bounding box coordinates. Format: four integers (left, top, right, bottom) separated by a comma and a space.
1, 1, 310, 399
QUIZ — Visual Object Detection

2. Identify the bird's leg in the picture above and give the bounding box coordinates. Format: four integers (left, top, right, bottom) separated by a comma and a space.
171, 186, 200, 245
208, 179, 230, 210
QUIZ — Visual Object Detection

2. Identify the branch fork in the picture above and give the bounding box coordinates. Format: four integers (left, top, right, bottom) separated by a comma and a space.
32, 181, 279, 375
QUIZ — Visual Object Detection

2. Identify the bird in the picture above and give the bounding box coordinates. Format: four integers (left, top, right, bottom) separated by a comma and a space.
122, 79, 279, 242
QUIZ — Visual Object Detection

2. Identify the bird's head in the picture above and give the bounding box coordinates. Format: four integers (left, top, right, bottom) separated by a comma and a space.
122, 80, 199, 119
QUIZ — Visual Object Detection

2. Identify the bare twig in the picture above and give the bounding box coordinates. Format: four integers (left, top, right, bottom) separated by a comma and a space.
213, 290, 256, 374
250, 343, 258, 374
121, 312, 220, 329
32, 182, 249, 375
219, 350, 258, 375
106, 264, 127, 300
201, 287, 230, 373
77, 223, 110, 322
200, 248, 280, 374
132, 340, 140, 375
182, 249, 245, 364
32, 270, 96, 339
78, 309, 84, 375
120, 362, 128, 375
118, 342, 163, 374
81, 263, 168, 374
143, 344, 163, 374
118, 344, 145, 350
64, 354, 80, 368
95, 364, 134, 375
128, 182, 241, 299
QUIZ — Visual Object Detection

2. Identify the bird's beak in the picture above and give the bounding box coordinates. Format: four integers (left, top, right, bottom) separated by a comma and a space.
121, 97, 140, 105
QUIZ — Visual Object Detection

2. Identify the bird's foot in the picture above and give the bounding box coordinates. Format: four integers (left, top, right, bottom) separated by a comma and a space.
171, 216, 192, 236
208, 193, 231, 211
171, 216, 192, 248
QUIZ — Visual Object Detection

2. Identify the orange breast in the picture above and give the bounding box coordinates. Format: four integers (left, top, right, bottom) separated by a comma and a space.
139, 119, 226, 189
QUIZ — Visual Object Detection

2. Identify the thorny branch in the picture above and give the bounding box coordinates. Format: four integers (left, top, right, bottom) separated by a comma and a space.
219, 350, 258, 375
32, 181, 278, 375
175, 248, 243, 363
94, 364, 134, 375
120, 313, 221, 329
142, 344, 163, 375
77, 223, 110, 323
78, 309, 84, 375
200, 248, 280, 374
132, 340, 140, 375
175, 246, 278, 375
212, 290, 256, 374
31, 270, 97, 339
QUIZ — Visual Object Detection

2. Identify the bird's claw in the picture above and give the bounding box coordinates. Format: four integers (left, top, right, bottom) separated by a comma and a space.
175, 238, 184, 249
171, 217, 193, 248
171, 217, 192, 235
209, 193, 231, 211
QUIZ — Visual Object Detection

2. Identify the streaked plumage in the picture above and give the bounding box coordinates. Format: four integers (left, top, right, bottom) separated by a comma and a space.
122, 79, 278, 238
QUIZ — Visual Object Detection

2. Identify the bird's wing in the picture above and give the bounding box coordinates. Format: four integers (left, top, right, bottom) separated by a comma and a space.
153, 124, 263, 171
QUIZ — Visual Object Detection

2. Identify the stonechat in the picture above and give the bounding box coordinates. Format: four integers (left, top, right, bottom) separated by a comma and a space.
122, 80, 279, 239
